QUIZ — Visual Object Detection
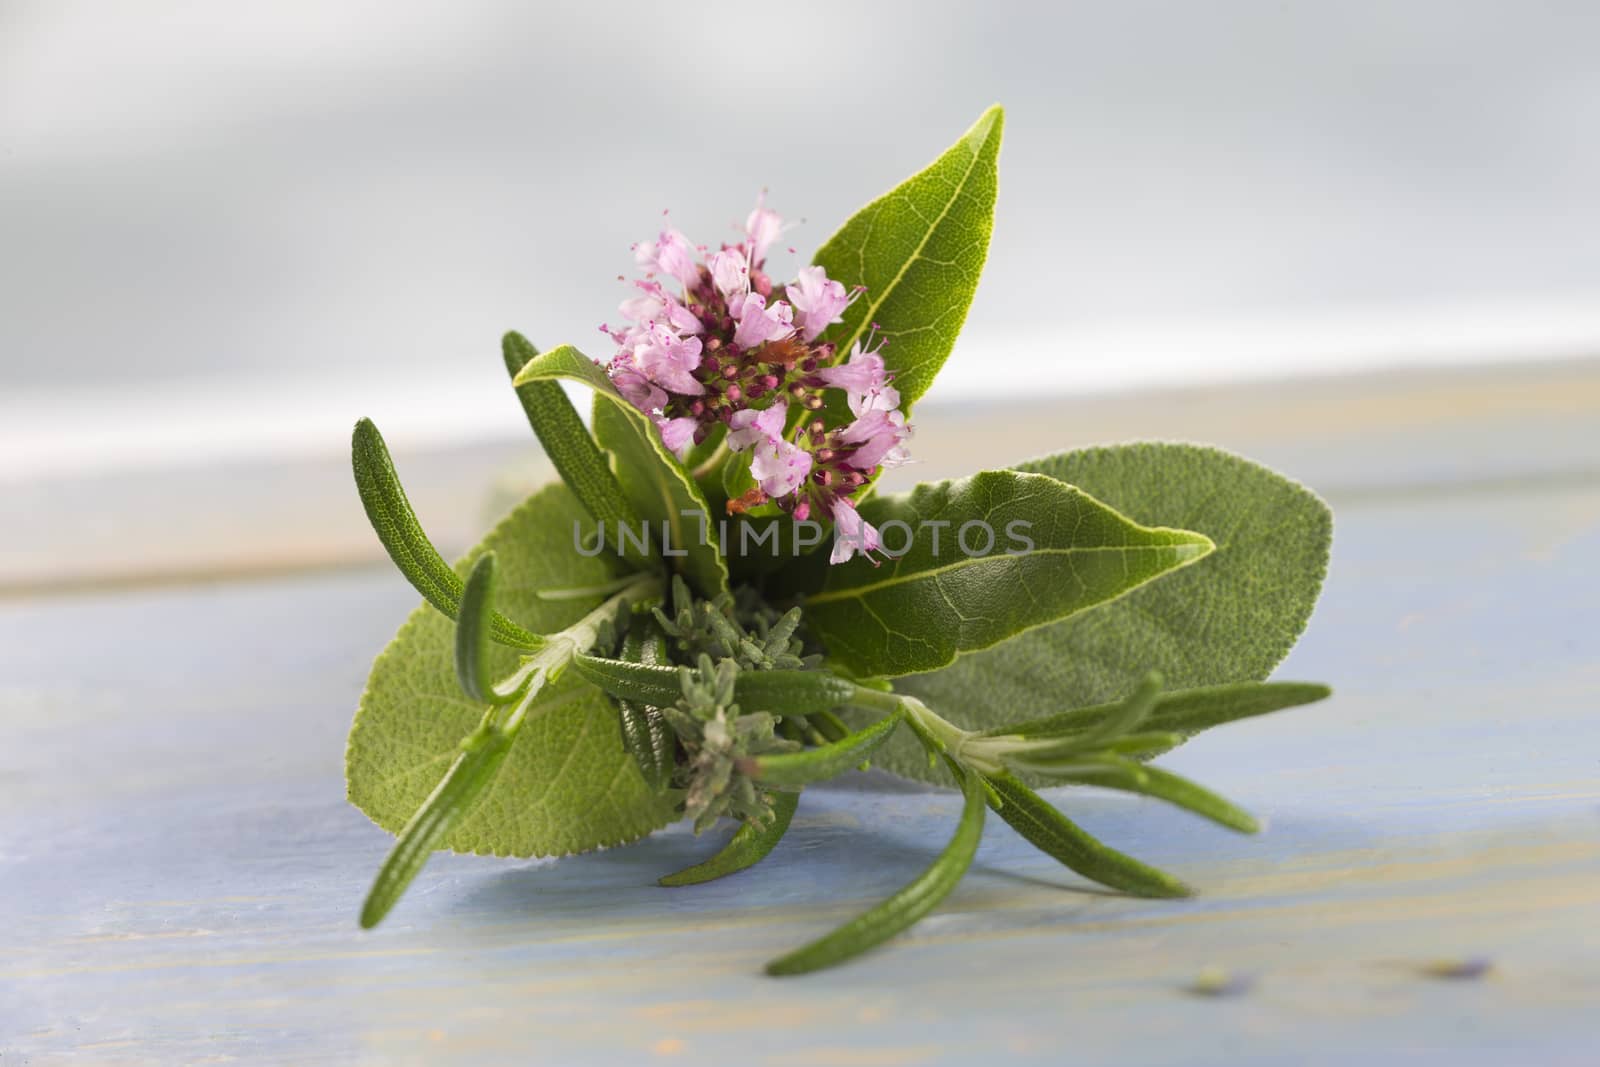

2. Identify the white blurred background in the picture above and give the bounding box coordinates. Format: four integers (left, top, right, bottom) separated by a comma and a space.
4, 0, 1600, 482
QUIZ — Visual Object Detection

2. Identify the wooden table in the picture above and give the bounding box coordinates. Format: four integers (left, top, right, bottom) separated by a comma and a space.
4, 361, 1598, 1065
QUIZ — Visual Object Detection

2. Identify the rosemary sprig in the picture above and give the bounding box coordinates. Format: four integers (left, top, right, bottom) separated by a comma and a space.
360, 720, 512, 928
746, 710, 906, 788
765, 757, 986, 976
502, 332, 646, 559
982, 770, 1192, 898
613, 621, 676, 794
659, 789, 801, 887
358, 566, 660, 928
351, 418, 544, 651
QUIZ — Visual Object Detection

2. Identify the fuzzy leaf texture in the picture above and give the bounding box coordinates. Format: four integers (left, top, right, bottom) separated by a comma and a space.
812, 106, 1002, 411
345, 480, 678, 856
873, 444, 1332, 784
511, 343, 728, 596
802, 470, 1215, 678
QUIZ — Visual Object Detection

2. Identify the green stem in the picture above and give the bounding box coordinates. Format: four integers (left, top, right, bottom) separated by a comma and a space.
498, 573, 661, 734
848, 687, 1008, 776
359, 572, 660, 930
535, 573, 649, 601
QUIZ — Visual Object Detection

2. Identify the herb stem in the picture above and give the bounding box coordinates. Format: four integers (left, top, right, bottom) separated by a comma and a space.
498, 573, 662, 735
360, 571, 662, 930
844, 687, 1009, 776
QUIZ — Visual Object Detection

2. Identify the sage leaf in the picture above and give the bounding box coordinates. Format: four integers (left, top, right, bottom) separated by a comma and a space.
501, 332, 644, 549
658, 789, 800, 887
360, 724, 513, 928
748, 709, 905, 789
812, 106, 1003, 410
765, 759, 986, 976
346, 480, 678, 857
351, 418, 543, 651
511, 343, 728, 595
881, 445, 1333, 784
984, 771, 1191, 898
803, 470, 1214, 678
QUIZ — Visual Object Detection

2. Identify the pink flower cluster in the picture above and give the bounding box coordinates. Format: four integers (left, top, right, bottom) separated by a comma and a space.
601, 197, 912, 563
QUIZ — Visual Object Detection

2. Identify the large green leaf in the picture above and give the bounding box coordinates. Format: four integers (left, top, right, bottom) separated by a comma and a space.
346, 480, 678, 856
511, 344, 728, 596
877, 444, 1332, 783
812, 105, 1003, 410
802, 470, 1214, 678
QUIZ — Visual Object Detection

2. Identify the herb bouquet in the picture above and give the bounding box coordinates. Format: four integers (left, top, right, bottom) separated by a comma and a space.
345, 106, 1333, 975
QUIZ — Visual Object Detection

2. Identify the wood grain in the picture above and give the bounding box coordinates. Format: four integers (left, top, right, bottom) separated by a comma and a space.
3, 365, 1598, 1064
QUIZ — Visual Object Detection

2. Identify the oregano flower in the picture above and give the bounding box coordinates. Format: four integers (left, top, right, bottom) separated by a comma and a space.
345, 107, 1335, 977
599, 197, 912, 563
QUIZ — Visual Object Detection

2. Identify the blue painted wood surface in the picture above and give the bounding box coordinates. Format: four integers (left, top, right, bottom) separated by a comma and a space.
3, 371, 1599, 1065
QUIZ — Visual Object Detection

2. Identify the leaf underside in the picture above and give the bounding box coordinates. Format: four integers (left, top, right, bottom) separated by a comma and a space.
512, 343, 729, 596
592, 398, 728, 596
873, 443, 1333, 785
345, 480, 677, 857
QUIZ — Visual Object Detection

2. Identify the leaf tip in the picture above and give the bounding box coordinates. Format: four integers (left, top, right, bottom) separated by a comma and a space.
358, 893, 390, 930
763, 954, 810, 978
502, 331, 538, 377
1179, 531, 1217, 563
968, 104, 1005, 147
510, 341, 589, 388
